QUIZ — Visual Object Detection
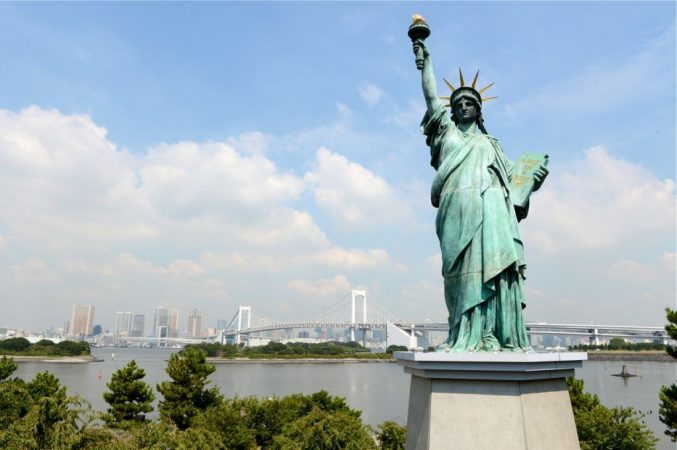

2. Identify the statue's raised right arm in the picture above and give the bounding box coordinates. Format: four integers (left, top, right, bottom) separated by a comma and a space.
413, 39, 444, 116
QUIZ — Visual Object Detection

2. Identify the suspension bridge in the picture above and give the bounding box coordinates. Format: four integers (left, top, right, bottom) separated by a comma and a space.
216, 289, 669, 348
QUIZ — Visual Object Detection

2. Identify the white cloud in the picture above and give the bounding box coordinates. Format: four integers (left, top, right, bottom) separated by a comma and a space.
336, 102, 352, 118
358, 83, 384, 107
522, 145, 675, 254
140, 140, 304, 219
305, 247, 395, 270
236, 208, 329, 248
0, 106, 411, 329
607, 252, 676, 283
305, 147, 412, 227
11, 258, 59, 283
287, 274, 351, 297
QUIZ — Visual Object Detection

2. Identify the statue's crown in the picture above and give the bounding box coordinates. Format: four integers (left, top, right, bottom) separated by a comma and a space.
440, 68, 497, 108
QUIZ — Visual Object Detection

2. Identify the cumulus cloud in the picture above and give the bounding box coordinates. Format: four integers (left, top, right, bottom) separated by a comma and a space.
0, 107, 408, 328
522, 145, 675, 254
358, 83, 384, 107
518, 146, 675, 324
305, 147, 412, 227
11, 258, 59, 284
140, 141, 304, 219
287, 274, 351, 297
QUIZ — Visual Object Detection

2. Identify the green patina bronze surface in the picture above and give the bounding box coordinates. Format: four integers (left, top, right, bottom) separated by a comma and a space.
410, 16, 548, 352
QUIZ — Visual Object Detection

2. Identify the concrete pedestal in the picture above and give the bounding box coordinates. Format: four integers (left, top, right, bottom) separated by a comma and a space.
394, 352, 587, 450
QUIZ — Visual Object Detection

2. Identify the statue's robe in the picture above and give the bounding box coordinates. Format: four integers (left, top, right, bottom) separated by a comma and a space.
422, 105, 530, 351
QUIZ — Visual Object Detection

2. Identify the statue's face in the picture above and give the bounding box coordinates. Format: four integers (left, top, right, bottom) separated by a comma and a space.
453, 98, 478, 124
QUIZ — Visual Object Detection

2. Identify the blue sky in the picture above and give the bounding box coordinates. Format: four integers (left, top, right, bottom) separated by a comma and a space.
0, 2, 674, 332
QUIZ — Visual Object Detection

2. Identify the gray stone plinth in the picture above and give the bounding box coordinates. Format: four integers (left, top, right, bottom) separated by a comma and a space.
394, 352, 587, 450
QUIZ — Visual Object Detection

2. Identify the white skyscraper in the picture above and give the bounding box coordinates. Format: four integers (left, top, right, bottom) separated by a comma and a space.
187, 309, 202, 338
114, 312, 133, 336
69, 304, 95, 336
153, 307, 169, 338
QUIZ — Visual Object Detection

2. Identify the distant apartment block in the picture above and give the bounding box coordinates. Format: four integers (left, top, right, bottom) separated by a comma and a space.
69, 304, 95, 336
114, 311, 133, 336
131, 314, 145, 337
153, 307, 169, 338
168, 308, 180, 337
187, 309, 202, 338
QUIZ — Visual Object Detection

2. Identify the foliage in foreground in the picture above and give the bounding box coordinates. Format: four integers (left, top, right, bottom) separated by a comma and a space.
0, 349, 666, 450
659, 307, 677, 441
375, 420, 407, 450
157, 347, 221, 430
102, 360, 155, 429
567, 378, 658, 450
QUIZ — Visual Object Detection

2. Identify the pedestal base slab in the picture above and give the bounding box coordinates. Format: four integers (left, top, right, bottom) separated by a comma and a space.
395, 352, 587, 450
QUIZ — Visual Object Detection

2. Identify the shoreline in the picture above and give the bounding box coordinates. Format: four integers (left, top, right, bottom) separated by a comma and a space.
4, 355, 103, 364
580, 351, 674, 362
206, 357, 396, 364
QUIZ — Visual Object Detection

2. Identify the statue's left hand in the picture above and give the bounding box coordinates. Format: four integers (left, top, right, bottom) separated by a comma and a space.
533, 165, 548, 191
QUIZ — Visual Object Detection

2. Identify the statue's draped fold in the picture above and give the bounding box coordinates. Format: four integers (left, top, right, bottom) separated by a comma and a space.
422, 105, 530, 351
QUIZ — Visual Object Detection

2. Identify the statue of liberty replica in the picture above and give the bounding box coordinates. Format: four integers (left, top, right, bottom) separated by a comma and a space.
410, 15, 549, 352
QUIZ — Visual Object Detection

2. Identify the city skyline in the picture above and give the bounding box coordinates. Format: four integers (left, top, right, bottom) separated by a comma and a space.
0, 3, 674, 330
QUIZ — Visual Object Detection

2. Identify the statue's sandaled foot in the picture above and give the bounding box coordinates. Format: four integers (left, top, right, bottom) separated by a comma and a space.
436, 342, 452, 352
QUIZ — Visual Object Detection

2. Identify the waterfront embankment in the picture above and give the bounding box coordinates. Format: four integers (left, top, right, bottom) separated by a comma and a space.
206, 357, 396, 364
8, 355, 103, 363
583, 351, 673, 362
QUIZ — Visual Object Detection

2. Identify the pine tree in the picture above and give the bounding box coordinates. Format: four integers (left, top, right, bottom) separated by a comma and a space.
157, 347, 220, 430
102, 360, 154, 428
659, 307, 677, 441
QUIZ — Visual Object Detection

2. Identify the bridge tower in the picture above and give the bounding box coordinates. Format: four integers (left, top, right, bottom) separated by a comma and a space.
350, 290, 367, 343
236, 306, 251, 346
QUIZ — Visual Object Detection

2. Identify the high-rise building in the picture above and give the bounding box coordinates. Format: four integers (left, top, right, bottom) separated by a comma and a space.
69, 304, 95, 336
114, 312, 133, 336
168, 308, 180, 337
216, 319, 227, 330
187, 309, 202, 338
153, 307, 169, 338
131, 314, 145, 337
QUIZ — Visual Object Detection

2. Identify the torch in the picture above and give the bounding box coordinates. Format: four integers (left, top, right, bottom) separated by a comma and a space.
408, 14, 430, 70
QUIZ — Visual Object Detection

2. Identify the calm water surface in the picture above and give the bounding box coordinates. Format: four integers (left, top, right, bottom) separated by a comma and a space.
13, 348, 677, 450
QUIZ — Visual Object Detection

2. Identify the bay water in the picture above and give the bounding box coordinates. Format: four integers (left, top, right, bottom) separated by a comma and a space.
12, 347, 677, 450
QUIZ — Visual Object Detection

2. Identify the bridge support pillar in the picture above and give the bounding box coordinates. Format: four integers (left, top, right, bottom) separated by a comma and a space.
395, 352, 587, 450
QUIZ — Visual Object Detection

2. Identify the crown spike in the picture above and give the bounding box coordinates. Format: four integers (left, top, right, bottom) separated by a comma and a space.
481, 96, 498, 102
439, 96, 451, 102
458, 68, 465, 87
442, 78, 456, 92
478, 82, 495, 94
471, 70, 479, 89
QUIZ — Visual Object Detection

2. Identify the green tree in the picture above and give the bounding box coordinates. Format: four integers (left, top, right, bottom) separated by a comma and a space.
0, 371, 82, 449
55, 340, 90, 356
0, 356, 17, 381
386, 345, 408, 354
271, 407, 376, 450
102, 360, 155, 428
376, 420, 406, 449
0, 337, 31, 352
157, 347, 221, 430
191, 399, 258, 449
607, 337, 626, 350
659, 307, 677, 441
567, 378, 657, 449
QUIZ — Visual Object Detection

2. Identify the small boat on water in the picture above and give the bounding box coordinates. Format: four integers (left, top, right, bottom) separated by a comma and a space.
612, 365, 637, 378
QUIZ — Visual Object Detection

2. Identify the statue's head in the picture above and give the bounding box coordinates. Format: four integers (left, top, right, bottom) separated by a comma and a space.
450, 88, 482, 125
441, 70, 496, 128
